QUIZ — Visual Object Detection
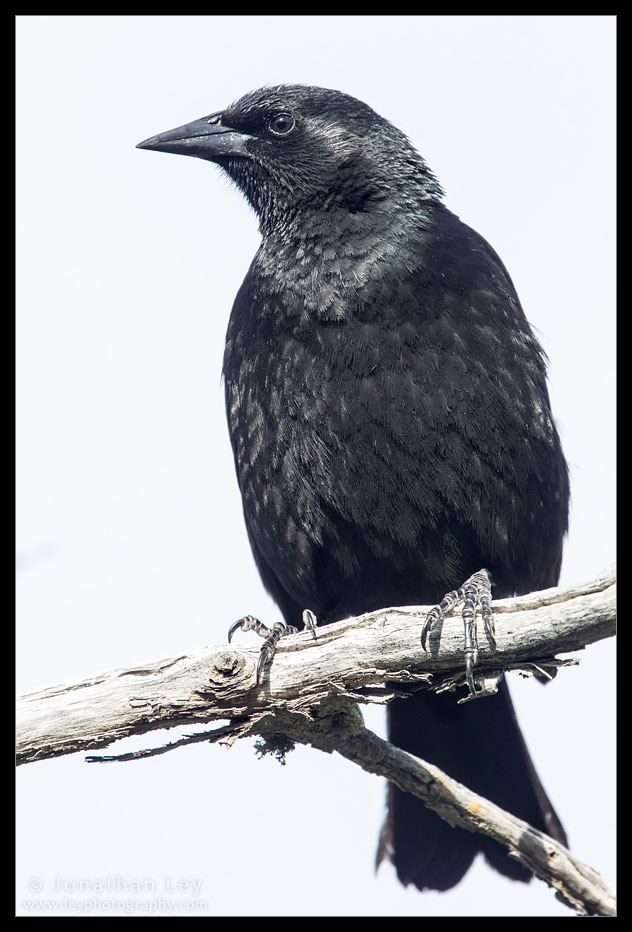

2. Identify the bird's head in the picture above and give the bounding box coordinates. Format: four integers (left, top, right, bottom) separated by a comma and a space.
137, 84, 442, 236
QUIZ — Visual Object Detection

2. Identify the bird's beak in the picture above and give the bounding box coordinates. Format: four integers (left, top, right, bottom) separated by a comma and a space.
136, 112, 251, 161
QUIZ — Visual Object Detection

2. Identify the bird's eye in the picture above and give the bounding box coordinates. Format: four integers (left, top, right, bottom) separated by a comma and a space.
269, 113, 295, 136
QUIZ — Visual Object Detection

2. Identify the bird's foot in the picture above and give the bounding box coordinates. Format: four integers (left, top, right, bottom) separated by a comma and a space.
421, 569, 496, 697
228, 609, 318, 684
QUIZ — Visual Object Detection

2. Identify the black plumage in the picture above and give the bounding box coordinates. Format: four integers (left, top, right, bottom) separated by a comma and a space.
138, 84, 570, 891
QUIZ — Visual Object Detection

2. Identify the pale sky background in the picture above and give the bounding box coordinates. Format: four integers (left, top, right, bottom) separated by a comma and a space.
16, 15, 615, 917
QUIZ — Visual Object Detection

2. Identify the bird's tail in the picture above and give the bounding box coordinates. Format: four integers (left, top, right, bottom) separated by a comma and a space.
376, 677, 567, 891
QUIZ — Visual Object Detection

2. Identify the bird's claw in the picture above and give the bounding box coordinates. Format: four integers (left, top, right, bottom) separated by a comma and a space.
302, 608, 318, 639
228, 609, 318, 684
228, 614, 271, 643
421, 569, 495, 697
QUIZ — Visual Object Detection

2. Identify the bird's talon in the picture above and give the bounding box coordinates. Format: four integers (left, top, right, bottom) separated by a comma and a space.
227, 614, 270, 644
302, 608, 318, 639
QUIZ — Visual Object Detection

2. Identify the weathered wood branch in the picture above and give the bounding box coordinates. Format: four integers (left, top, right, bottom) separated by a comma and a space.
241, 696, 615, 917
17, 565, 615, 765
16, 565, 616, 915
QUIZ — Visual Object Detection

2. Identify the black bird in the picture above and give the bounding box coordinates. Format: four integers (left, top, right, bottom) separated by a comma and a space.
137, 85, 570, 892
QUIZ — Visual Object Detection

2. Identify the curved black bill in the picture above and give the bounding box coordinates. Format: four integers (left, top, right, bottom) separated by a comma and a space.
136, 112, 251, 161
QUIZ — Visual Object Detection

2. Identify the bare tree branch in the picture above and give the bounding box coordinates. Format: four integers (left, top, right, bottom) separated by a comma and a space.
17, 565, 615, 765
16, 565, 616, 915
238, 695, 616, 917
